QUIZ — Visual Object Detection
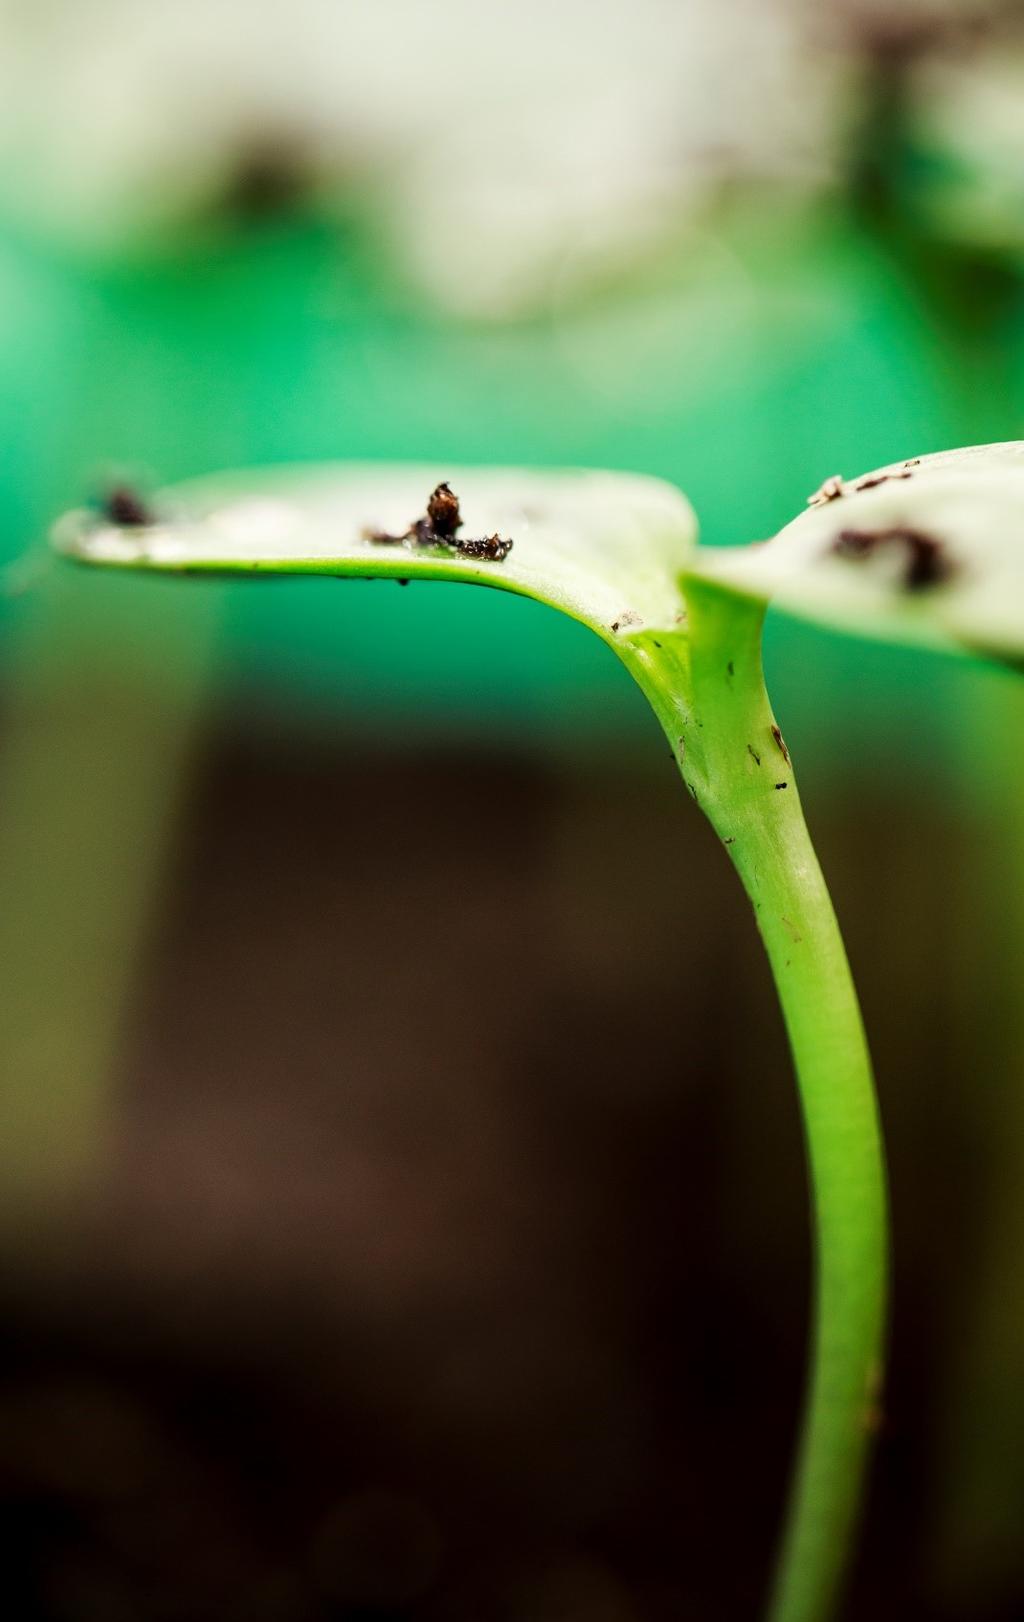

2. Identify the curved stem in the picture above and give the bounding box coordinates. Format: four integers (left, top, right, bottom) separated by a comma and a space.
618, 583, 889, 1622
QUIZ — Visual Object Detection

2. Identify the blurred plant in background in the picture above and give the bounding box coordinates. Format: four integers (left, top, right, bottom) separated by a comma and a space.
0, 0, 844, 314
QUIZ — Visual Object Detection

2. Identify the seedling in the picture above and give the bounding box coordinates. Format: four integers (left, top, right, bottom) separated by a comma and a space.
50, 454, 935, 1622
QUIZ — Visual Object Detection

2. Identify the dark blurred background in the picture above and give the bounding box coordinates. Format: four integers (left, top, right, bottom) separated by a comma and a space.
2, 2, 1024, 1618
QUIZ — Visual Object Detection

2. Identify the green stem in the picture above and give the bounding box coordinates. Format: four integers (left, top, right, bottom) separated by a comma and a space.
618, 582, 889, 1622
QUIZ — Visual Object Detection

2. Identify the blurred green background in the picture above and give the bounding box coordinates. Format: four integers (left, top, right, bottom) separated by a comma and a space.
3, 3, 1024, 1620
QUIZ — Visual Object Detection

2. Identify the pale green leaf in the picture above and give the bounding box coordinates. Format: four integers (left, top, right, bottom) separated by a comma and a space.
695, 442, 1024, 665
52, 464, 696, 646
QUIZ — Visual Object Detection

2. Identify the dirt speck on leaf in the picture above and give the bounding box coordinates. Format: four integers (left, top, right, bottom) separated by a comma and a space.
426, 482, 461, 537
807, 474, 845, 508
366, 483, 513, 562
104, 485, 152, 528
456, 533, 513, 562
854, 470, 913, 494
832, 526, 952, 591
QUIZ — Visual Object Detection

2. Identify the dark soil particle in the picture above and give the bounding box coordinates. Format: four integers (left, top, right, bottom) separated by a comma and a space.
832, 526, 952, 591
853, 470, 913, 493
808, 462, 919, 509
409, 517, 436, 547
104, 486, 152, 528
426, 482, 461, 538
807, 474, 845, 507
456, 534, 513, 562
367, 483, 512, 563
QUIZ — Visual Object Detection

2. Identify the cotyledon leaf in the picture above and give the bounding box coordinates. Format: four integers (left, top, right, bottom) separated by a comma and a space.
693, 441, 1024, 666
52, 464, 697, 643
